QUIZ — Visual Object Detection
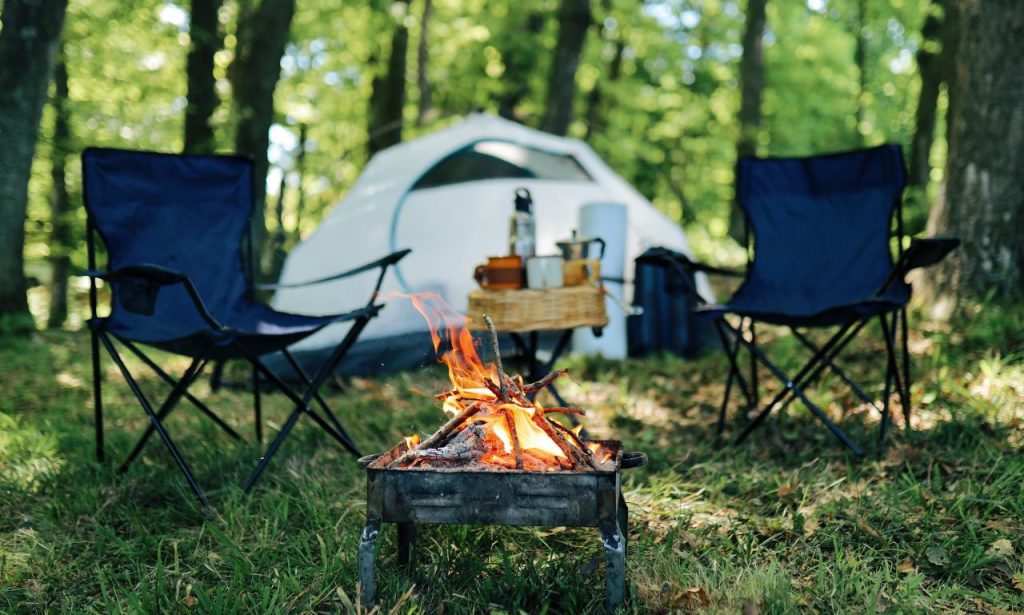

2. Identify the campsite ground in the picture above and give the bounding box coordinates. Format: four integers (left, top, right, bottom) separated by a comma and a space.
1, 302, 1022, 614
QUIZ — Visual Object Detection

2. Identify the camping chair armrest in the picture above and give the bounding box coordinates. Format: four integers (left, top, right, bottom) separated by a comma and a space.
255, 249, 413, 292
896, 237, 961, 274
84, 265, 224, 330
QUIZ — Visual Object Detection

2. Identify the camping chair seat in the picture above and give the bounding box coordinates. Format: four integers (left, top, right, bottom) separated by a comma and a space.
98, 298, 377, 360
696, 282, 911, 327
83, 147, 410, 507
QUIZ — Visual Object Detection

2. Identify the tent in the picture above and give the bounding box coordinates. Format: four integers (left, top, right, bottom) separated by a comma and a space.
272, 113, 709, 373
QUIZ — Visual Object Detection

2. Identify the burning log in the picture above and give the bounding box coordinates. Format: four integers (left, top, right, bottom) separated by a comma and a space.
529, 412, 594, 471
390, 402, 483, 468
482, 314, 509, 402
540, 407, 586, 417
500, 408, 524, 469
523, 368, 568, 394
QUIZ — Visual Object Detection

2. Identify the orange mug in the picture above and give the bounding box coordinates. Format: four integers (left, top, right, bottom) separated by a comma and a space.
474, 255, 523, 290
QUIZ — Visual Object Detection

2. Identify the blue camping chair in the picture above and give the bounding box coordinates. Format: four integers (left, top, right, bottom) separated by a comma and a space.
83, 148, 410, 505
643, 145, 958, 454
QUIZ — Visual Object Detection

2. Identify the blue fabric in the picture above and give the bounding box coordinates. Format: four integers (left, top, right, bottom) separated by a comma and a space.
702, 144, 910, 327
83, 148, 348, 359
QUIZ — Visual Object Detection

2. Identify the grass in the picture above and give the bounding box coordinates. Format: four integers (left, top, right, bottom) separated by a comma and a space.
1, 302, 1022, 613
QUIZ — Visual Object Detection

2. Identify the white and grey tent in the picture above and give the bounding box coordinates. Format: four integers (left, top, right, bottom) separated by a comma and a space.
272, 113, 707, 373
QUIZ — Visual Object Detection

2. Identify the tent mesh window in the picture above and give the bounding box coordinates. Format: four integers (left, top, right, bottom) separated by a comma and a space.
412, 140, 594, 190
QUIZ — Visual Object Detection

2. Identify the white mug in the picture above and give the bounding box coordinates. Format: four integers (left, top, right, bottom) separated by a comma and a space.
526, 256, 565, 289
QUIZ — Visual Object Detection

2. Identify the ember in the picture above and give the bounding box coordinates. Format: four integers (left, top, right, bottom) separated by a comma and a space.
392, 293, 611, 472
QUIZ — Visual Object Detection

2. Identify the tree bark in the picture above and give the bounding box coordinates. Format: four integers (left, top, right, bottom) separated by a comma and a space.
728, 0, 767, 244
367, 2, 409, 157
0, 0, 68, 324
921, 0, 1024, 308
229, 0, 296, 279
541, 0, 592, 136
415, 0, 433, 126
853, 0, 868, 145
47, 44, 72, 328
184, 0, 224, 154
496, 12, 545, 121
907, 0, 944, 189
583, 32, 624, 141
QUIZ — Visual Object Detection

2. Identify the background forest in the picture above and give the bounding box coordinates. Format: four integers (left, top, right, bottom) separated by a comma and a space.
12, 0, 962, 329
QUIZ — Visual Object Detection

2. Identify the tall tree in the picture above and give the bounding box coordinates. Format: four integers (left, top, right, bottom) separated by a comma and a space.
415, 0, 433, 126
729, 0, 768, 244
47, 43, 73, 328
0, 0, 68, 324
922, 0, 1024, 306
906, 0, 944, 189
496, 12, 545, 121
542, 0, 592, 136
367, 1, 409, 157
853, 0, 869, 144
184, 0, 225, 154
229, 0, 296, 277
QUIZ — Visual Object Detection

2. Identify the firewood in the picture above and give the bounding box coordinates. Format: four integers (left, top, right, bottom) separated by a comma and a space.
389, 402, 483, 468
549, 418, 595, 466
500, 408, 524, 470
523, 368, 568, 393
482, 314, 509, 402
539, 407, 586, 416
529, 412, 590, 470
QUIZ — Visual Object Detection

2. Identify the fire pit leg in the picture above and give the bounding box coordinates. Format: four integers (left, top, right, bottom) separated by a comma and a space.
618, 495, 629, 560
358, 518, 381, 607
397, 522, 416, 568
600, 521, 626, 612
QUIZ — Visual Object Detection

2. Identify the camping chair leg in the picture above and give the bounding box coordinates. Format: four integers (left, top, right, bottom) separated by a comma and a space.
728, 321, 864, 455
749, 322, 758, 405
241, 315, 372, 492
252, 364, 262, 444
791, 328, 877, 407
97, 333, 209, 507
119, 339, 243, 441
775, 320, 871, 416
878, 314, 898, 449
119, 358, 207, 473
713, 319, 743, 442
880, 312, 909, 433
899, 307, 913, 429
280, 349, 359, 452
90, 328, 105, 463
209, 360, 226, 392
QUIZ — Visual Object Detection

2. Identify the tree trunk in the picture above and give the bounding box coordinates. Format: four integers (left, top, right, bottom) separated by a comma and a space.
541, 0, 592, 136
47, 44, 72, 329
496, 12, 545, 121
853, 0, 868, 145
229, 0, 296, 279
184, 0, 224, 154
907, 0, 944, 189
415, 0, 433, 126
0, 0, 68, 325
583, 33, 624, 141
367, 2, 409, 157
728, 0, 767, 244
921, 0, 1024, 308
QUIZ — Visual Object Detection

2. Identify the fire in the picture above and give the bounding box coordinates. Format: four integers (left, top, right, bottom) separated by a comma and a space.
403, 433, 421, 449
396, 292, 607, 471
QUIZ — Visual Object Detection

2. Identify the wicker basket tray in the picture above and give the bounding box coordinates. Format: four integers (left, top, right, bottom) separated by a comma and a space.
467, 286, 608, 333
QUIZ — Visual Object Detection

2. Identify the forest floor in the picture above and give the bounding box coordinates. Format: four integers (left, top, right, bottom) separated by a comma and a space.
1, 302, 1023, 614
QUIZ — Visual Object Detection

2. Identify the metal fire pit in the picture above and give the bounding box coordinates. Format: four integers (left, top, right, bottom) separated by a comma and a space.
357, 440, 646, 612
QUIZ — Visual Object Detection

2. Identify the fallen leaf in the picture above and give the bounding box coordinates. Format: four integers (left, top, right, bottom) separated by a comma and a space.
183, 595, 197, 608
777, 484, 795, 499
897, 558, 916, 575
1013, 573, 1024, 593
674, 587, 710, 608
858, 519, 882, 541
742, 598, 761, 615
986, 538, 1015, 559
926, 545, 950, 567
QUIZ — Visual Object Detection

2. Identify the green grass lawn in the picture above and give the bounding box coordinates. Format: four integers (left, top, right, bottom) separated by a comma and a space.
1, 303, 1022, 613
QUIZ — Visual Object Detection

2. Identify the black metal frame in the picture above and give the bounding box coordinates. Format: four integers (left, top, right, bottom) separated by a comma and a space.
86, 198, 409, 507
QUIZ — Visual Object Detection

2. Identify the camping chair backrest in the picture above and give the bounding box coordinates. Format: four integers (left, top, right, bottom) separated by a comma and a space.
82, 148, 255, 325
736, 144, 907, 309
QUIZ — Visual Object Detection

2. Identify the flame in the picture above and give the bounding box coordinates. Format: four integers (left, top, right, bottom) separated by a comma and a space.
396, 292, 588, 469
403, 433, 421, 450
